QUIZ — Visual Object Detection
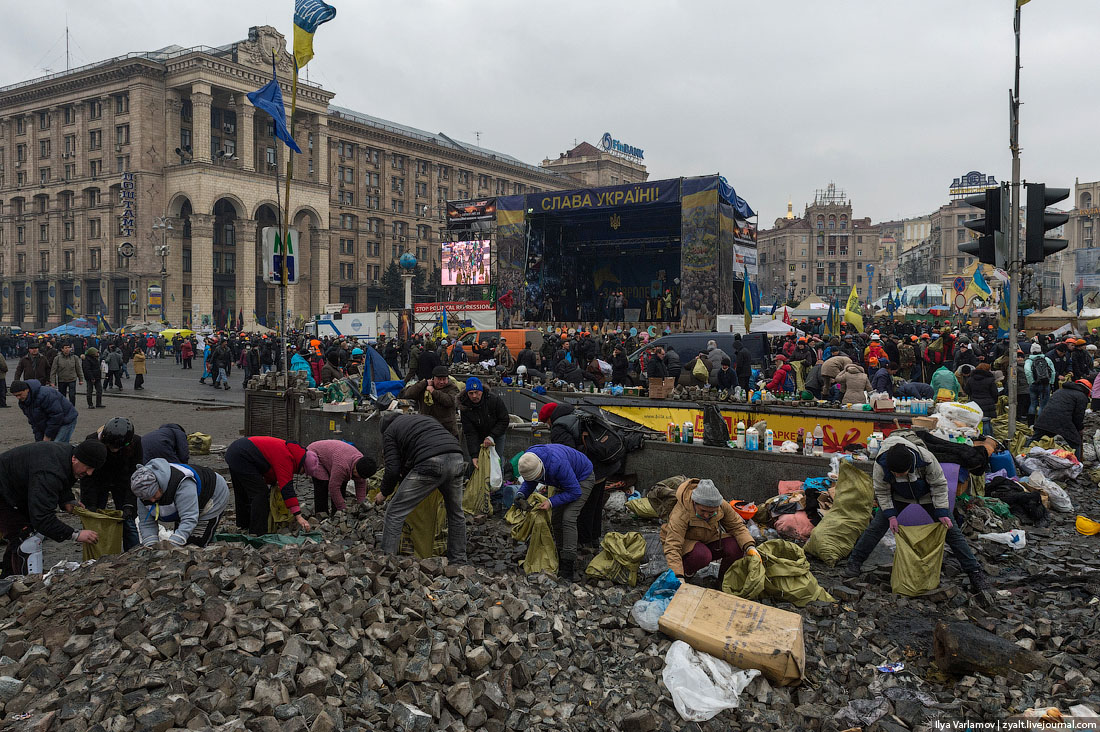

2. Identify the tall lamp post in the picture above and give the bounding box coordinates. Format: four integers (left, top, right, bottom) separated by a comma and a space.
152, 217, 173, 323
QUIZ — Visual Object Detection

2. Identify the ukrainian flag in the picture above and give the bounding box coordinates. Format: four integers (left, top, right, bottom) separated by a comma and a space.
64, 305, 76, 320
293, 0, 337, 68
965, 265, 992, 302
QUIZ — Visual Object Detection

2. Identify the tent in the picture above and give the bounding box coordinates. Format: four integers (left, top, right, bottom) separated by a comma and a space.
1024, 305, 1078, 334
360, 344, 403, 397
121, 321, 167, 334
788, 295, 830, 318
44, 318, 100, 337
751, 320, 805, 336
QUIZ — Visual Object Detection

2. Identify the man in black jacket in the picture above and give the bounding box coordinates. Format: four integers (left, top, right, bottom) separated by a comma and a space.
416, 344, 441, 381
732, 338, 752, 392
140, 423, 190, 463
0, 439, 107, 576
459, 378, 509, 469
373, 412, 466, 562
1032, 379, 1091, 458
80, 417, 143, 550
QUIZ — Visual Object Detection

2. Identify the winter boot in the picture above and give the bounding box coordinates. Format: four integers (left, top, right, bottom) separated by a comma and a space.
559, 556, 576, 582
967, 569, 994, 607
842, 557, 863, 579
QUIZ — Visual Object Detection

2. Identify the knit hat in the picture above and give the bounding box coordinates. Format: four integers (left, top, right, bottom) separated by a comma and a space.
465, 377, 483, 392
130, 465, 161, 501
431, 365, 449, 378
1030, 343, 1042, 354
73, 439, 108, 470
885, 444, 915, 475
538, 403, 558, 423
691, 479, 724, 507
355, 456, 378, 478
8, 380, 28, 394
518, 452, 544, 481
302, 450, 320, 477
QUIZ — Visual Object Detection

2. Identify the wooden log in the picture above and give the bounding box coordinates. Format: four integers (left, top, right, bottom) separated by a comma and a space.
933, 621, 1050, 675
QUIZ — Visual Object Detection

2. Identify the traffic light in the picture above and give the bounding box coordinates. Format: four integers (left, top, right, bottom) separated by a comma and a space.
1024, 183, 1069, 263
960, 185, 1006, 266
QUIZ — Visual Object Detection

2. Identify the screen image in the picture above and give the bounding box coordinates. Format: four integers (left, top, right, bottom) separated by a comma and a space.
441, 239, 492, 286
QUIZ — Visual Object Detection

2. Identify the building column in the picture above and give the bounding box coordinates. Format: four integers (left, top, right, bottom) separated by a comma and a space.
164, 216, 185, 325
313, 114, 328, 184
47, 277, 61, 325
310, 227, 330, 317
190, 84, 212, 164
235, 218, 258, 329
165, 90, 182, 162
237, 95, 255, 172
190, 214, 215, 327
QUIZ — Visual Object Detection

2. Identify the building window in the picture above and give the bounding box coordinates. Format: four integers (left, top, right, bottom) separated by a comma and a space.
63, 106, 74, 125
39, 139, 50, 159
478, 174, 490, 189
39, 223, 48, 243
391, 155, 405, 171
415, 182, 427, 197
417, 225, 431, 240
339, 262, 355, 279
63, 221, 74, 240
957, 257, 965, 269
364, 148, 380, 165
339, 239, 354, 255
391, 200, 404, 213
89, 248, 100, 270
391, 176, 405, 192
89, 218, 101, 239
182, 247, 192, 273
340, 191, 353, 205
63, 250, 73, 270
212, 251, 222, 274
457, 170, 470, 185
857, 235, 863, 243
365, 195, 379, 210
17, 253, 26, 273
16, 144, 26, 162
117, 250, 130, 269
116, 156, 129, 173
115, 93, 129, 114
89, 129, 102, 150
38, 111, 50, 130
88, 100, 102, 120
266, 147, 277, 167
180, 128, 192, 152
856, 249, 862, 257
16, 117, 26, 135
116, 125, 130, 146
39, 168, 50, 185
15, 225, 24, 244
223, 252, 236, 275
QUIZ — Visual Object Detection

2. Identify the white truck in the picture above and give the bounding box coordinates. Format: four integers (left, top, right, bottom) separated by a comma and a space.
307, 312, 399, 341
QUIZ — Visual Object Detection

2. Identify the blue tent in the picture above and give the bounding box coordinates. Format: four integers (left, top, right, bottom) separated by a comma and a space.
44, 318, 101, 337
361, 344, 403, 397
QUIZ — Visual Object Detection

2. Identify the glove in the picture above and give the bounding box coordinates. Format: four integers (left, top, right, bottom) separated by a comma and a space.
888, 516, 900, 534
939, 516, 953, 529
745, 546, 762, 563
513, 495, 530, 512
121, 504, 137, 522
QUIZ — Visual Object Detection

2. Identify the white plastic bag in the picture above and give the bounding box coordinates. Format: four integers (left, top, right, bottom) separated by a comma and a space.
935, 401, 983, 429
604, 492, 627, 512
1024, 472, 1074, 512
488, 446, 503, 489
978, 528, 1027, 549
662, 640, 760, 722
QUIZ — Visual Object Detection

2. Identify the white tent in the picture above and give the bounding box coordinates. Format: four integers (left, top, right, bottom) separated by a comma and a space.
751, 320, 805, 336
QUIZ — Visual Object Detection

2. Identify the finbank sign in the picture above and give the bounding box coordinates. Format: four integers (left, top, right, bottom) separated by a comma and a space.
600, 132, 644, 160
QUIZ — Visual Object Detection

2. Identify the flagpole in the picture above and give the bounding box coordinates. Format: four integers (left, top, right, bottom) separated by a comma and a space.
279, 52, 301, 385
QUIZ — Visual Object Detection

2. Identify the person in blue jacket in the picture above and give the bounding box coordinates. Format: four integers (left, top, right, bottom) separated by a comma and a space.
140, 423, 190, 463
290, 346, 317, 387
516, 443, 594, 581
10, 379, 79, 443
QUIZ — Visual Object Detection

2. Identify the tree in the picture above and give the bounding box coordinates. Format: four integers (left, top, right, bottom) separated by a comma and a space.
379, 261, 404, 309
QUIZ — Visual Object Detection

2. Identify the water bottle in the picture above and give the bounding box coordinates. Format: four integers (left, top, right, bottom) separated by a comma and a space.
746, 426, 759, 451
684, 422, 694, 443
804, 431, 814, 456
736, 421, 746, 449
530, 402, 539, 423
813, 424, 824, 456
764, 428, 774, 452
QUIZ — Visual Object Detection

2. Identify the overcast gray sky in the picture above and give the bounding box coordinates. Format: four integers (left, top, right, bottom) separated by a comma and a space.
6, 0, 1097, 225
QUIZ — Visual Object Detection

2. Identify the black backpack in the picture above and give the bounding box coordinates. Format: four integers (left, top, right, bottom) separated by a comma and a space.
1031, 356, 1052, 384
579, 412, 628, 464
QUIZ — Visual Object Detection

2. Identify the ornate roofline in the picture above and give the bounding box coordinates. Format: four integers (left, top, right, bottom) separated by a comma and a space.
0, 60, 164, 109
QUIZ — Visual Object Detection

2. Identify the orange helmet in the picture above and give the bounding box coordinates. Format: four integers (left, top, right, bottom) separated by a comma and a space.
730, 500, 757, 520
1075, 379, 1093, 391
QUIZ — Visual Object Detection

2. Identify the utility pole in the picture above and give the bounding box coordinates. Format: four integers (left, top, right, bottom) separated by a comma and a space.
1006, 1, 1023, 442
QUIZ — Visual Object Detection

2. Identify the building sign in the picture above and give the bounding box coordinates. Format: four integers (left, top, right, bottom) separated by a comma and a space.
1077, 207, 1100, 217
119, 172, 136, 251
528, 180, 676, 214
148, 285, 162, 314
262, 227, 299, 284
949, 170, 998, 199
599, 132, 644, 160
413, 300, 494, 314
446, 198, 497, 228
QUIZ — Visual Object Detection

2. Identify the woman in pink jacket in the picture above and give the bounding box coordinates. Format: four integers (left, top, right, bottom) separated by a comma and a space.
303, 440, 377, 514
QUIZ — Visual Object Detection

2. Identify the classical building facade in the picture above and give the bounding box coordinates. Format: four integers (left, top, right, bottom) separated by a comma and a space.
1036, 178, 1099, 305
757, 184, 882, 304
540, 141, 648, 187
0, 26, 576, 329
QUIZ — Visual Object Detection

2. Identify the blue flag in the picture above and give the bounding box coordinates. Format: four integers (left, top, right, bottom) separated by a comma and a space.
441, 307, 449, 336
247, 58, 302, 153
1062, 283, 1068, 312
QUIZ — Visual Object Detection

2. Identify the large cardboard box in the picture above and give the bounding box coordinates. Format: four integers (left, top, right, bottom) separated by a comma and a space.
658, 584, 805, 686
911, 416, 939, 430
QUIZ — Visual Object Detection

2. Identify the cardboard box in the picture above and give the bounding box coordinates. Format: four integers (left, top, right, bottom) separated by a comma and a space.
911, 416, 939, 429
658, 583, 805, 686
648, 377, 676, 399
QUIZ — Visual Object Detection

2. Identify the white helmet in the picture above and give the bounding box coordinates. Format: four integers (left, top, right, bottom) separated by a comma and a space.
517, 365, 528, 374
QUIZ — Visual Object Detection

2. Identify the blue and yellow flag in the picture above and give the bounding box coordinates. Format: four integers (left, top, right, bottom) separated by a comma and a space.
843, 285, 863, 333
64, 305, 76, 320
997, 283, 1011, 338
293, 0, 337, 68
742, 266, 756, 332
441, 307, 449, 337
965, 265, 992, 302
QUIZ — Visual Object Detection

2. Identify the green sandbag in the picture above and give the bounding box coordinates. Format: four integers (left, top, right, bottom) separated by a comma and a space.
215, 531, 323, 547
721, 553, 766, 600
804, 462, 874, 566
757, 540, 836, 607
624, 497, 658, 519
463, 445, 493, 516
585, 531, 646, 586
505, 497, 558, 575
401, 490, 447, 558
991, 416, 1031, 456
891, 523, 947, 596
73, 507, 124, 560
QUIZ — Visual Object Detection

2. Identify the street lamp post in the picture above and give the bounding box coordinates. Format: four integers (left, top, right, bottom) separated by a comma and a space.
152, 217, 173, 323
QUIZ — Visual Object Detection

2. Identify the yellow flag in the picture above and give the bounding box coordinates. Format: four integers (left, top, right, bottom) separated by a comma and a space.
843, 285, 863, 332
1017, 0, 1031, 6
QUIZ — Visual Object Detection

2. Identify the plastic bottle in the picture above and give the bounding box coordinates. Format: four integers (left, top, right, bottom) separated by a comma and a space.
683, 422, 694, 443
746, 426, 759, 451
764, 428, 774, 452
803, 430, 814, 456
530, 402, 539, 423
672, 423, 681, 443
736, 421, 746, 449
813, 424, 824, 456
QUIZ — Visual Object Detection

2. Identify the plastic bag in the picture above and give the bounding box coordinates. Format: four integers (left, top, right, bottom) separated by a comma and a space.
661, 640, 760, 722
936, 401, 983, 428
504, 497, 558, 575
891, 523, 947, 596
1021, 446, 1082, 481
1025, 472, 1074, 512
604, 491, 628, 512
585, 531, 646, 586
702, 404, 730, 446
978, 528, 1027, 549
805, 462, 874, 566
72, 507, 124, 560
630, 568, 682, 631
488, 446, 503, 489
721, 553, 766, 599
757, 540, 836, 607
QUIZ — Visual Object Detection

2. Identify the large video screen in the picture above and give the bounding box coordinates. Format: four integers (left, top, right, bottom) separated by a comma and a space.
441, 239, 492, 286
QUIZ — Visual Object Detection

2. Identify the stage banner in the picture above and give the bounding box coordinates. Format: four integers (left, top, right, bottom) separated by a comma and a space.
680, 176, 721, 331
525, 179, 678, 214
495, 195, 527, 328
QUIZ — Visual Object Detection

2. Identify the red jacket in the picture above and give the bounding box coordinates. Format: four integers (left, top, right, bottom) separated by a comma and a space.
248, 436, 306, 514
766, 363, 793, 391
